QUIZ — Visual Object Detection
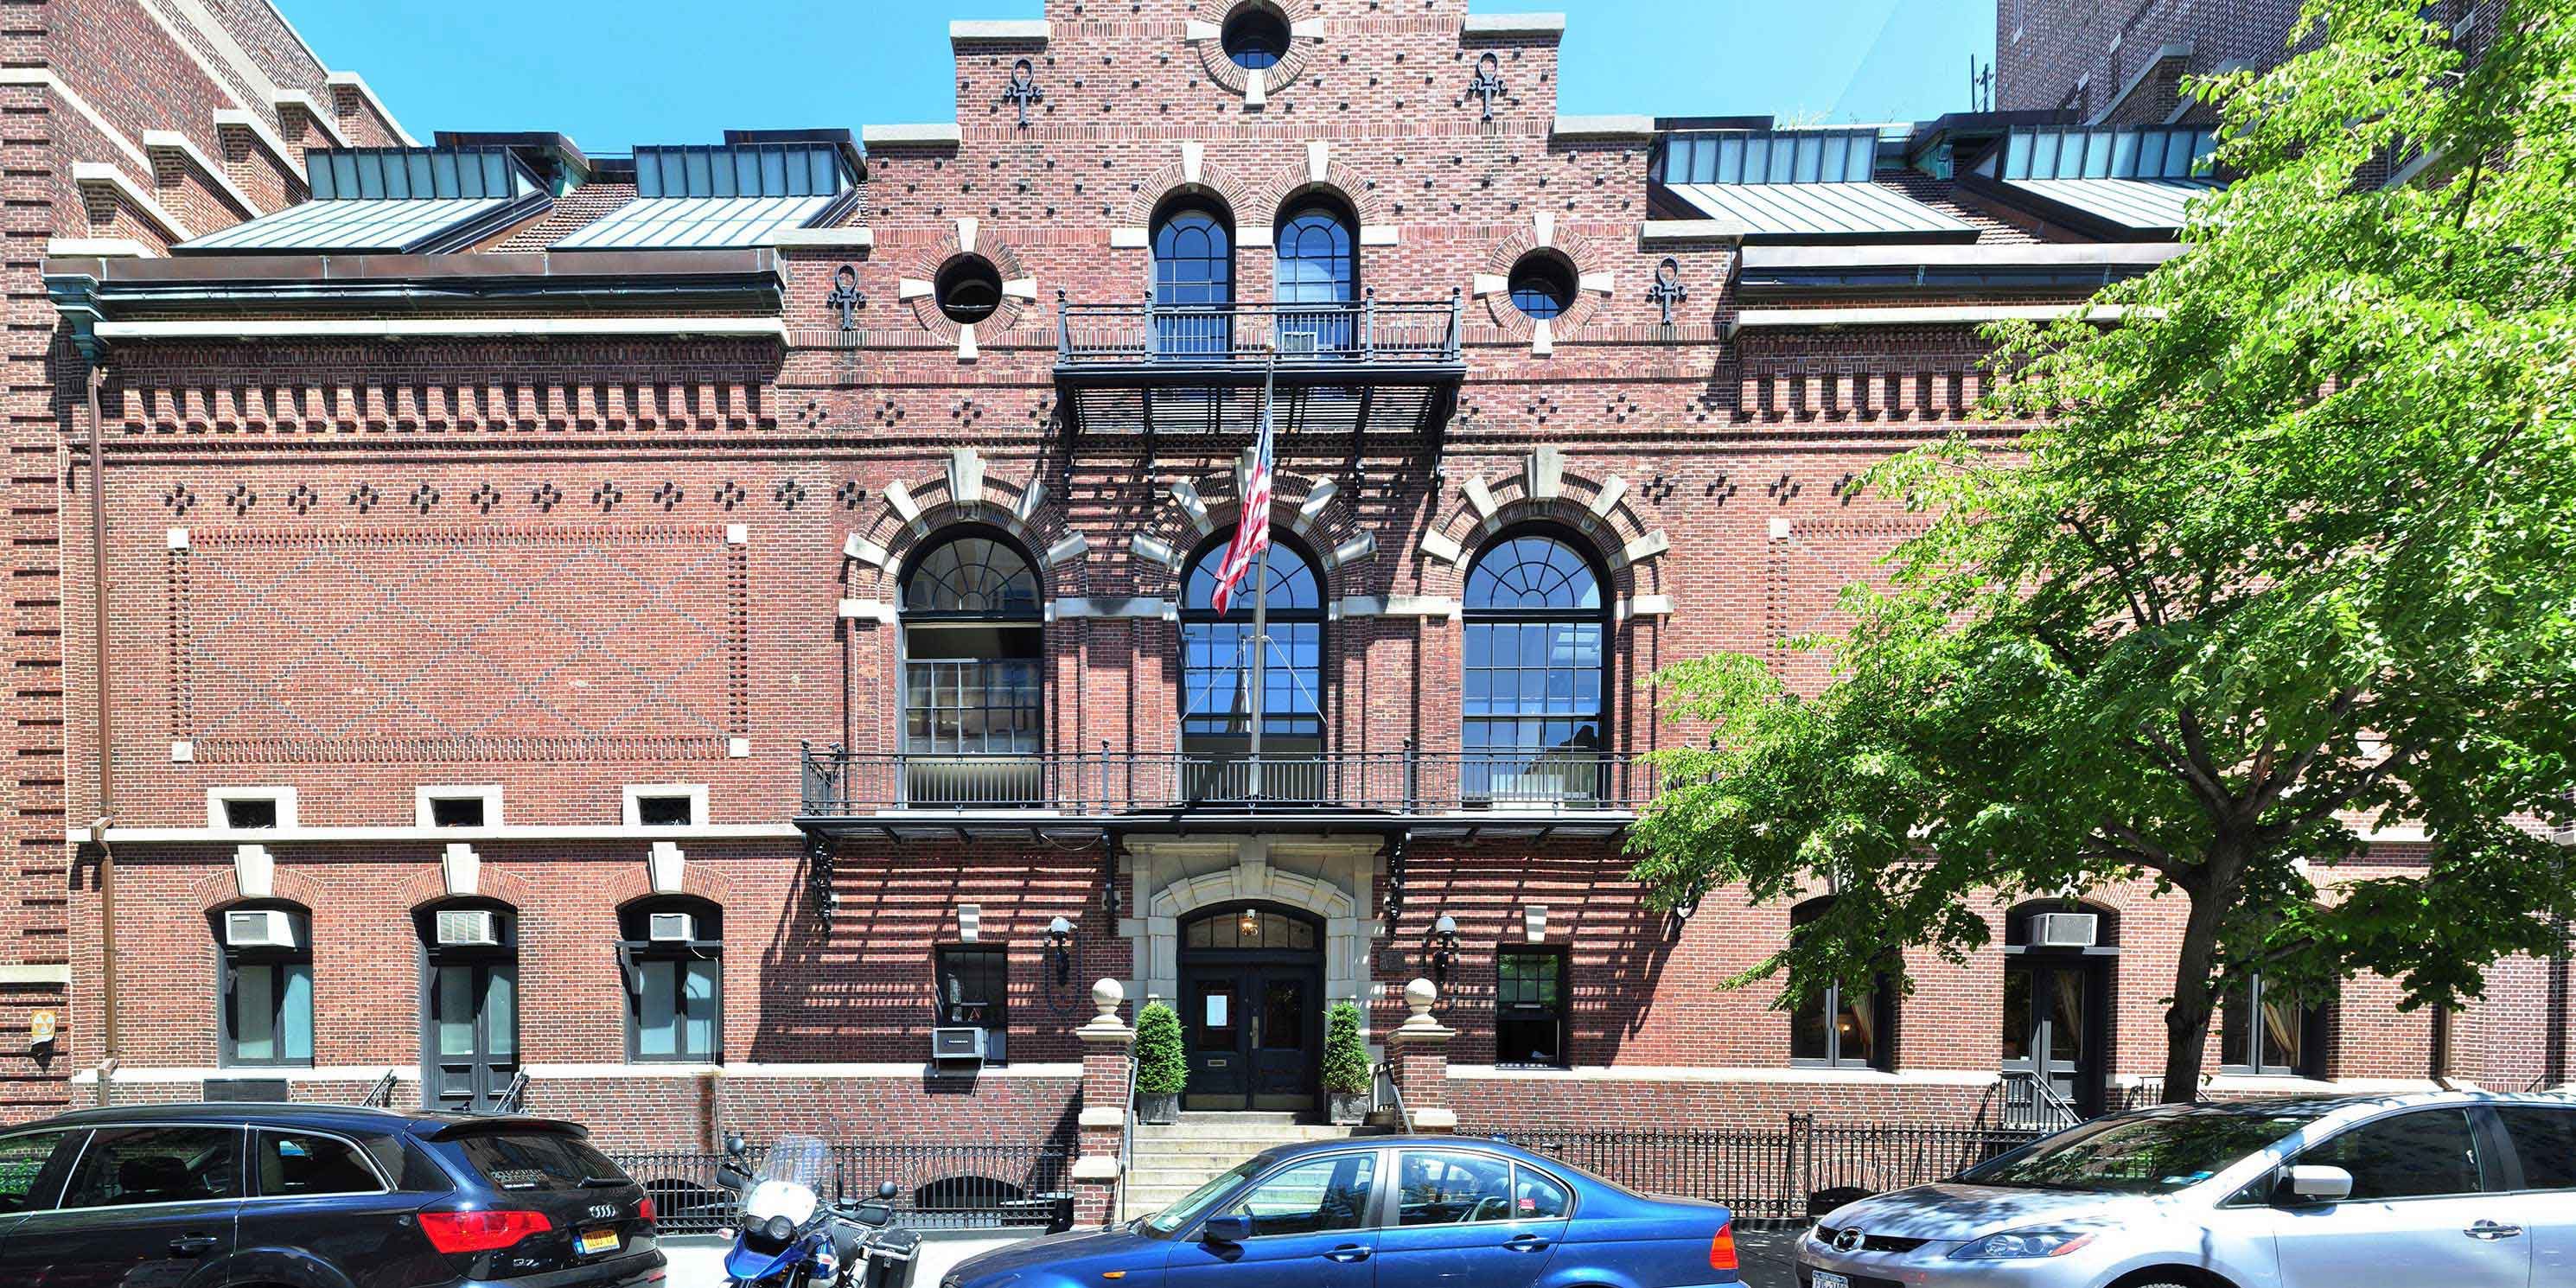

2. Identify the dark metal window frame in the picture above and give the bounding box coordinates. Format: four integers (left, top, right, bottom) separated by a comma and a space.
1461, 525, 1610, 776
899, 526, 1046, 757
2218, 972, 2329, 1077
413, 898, 521, 1107
934, 943, 1012, 1066
1494, 945, 1572, 1069
215, 902, 314, 1070
1178, 528, 1329, 748
1787, 898, 1897, 1072
619, 898, 724, 1064
1273, 194, 1358, 303
1152, 194, 1238, 307
1505, 250, 1578, 321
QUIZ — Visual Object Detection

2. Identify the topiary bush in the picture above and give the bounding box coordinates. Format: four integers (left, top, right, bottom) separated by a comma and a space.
1321, 999, 1371, 1095
1135, 1000, 1188, 1094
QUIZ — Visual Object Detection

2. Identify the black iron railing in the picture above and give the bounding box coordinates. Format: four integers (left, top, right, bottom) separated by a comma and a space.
1503, 1117, 2044, 1227
1996, 1070, 2082, 1132
799, 745, 1650, 818
611, 1141, 1077, 1234
1057, 290, 1465, 368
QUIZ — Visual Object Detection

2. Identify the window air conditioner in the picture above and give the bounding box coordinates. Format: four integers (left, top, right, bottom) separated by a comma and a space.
1278, 329, 1320, 357
436, 909, 501, 947
2031, 912, 2101, 949
647, 912, 696, 943
225, 909, 296, 950
932, 1027, 989, 1066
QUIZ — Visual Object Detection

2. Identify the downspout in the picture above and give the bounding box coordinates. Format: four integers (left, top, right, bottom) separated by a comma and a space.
85, 360, 117, 1105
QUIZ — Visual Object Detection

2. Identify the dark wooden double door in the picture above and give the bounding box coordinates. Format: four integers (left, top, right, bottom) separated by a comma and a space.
1181, 960, 1323, 1113
2002, 956, 2109, 1117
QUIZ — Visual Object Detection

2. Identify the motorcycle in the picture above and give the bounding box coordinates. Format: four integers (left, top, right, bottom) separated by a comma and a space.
714, 1132, 913, 1288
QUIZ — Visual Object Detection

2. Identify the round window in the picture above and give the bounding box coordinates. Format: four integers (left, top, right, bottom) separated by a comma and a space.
1507, 251, 1578, 321
934, 254, 1004, 325
1221, 6, 1291, 70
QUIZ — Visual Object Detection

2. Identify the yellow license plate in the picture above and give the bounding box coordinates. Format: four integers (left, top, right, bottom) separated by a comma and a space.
577, 1227, 620, 1255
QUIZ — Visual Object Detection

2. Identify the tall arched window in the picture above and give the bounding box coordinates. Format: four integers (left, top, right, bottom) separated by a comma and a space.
1274, 196, 1356, 355
902, 528, 1044, 805
1181, 530, 1325, 800
1153, 196, 1234, 357
1463, 529, 1608, 805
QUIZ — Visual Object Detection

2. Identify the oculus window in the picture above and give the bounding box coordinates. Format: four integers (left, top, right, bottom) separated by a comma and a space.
219, 902, 313, 1068
1180, 531, 1325, 800
1506, 251, 1578, 321
1463, 530, 1607, 804
1220, 6, 1292, 70
935, 254, 1004, 325
621, 899, 721, 1062
901, 530, 1044, 806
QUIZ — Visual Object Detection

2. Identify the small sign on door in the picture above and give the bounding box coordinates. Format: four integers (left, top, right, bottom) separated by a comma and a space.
1205, 993, 1228, 1027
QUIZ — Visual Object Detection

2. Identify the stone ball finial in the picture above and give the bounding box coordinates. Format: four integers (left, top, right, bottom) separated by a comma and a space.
1404, 978, 1438, 1017
1092, 977, 1125, 1020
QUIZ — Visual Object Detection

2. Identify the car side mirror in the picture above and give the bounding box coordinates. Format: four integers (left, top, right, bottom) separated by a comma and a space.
1201, 1213, 1253, 1245
2276, 1164, 2353, 1205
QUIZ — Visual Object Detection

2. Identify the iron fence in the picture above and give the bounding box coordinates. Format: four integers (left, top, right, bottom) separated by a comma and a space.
1502, 1115, 2043, 1227
800, 746, 1651, 818
610, 1141, 1076, 1234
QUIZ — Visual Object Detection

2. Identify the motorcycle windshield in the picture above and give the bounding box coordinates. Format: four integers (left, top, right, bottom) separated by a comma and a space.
743, 1134, 830, 1227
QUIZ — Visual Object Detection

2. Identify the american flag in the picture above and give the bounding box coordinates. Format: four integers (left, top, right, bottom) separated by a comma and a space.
1208, 386, 1275, 616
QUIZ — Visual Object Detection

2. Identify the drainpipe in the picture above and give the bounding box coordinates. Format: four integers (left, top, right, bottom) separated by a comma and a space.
85, 360, 118, 1103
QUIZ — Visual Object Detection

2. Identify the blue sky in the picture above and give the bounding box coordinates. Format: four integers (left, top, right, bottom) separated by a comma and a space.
281, 0, 1993, 153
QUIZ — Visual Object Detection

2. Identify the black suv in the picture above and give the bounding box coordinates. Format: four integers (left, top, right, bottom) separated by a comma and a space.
0, 1102, 664, 1287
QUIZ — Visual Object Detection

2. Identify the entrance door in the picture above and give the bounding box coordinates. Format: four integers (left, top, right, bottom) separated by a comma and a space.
426, 959, 518, 1113
2002, 959, 2102, 1119
1178, 906, 1327, 1114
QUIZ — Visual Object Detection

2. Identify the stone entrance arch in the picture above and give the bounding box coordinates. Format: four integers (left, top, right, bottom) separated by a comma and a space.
1126, 836, 1377, 1012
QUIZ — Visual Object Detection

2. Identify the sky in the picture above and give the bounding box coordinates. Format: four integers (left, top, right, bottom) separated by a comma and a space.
279, 0, 1995, 154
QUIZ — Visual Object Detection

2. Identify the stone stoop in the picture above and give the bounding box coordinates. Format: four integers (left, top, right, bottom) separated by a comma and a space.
1120, 1113, 1367, 1218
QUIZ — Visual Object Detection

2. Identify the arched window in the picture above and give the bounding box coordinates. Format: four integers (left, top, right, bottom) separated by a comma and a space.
1153, 196, 1235, 357
1463, 529, 1608, 804
214, 902, 312, 1068
901, 528, 1044, 805
620, 897, 721, 1063
1274, 196, 1356, 355
1181, 530, 1325, 800
1789, 897, 1895, 1072
416, 900, 519, 1113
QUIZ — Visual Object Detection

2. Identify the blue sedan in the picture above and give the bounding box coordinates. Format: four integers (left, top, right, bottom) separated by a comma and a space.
941, 1136, 1742, 1288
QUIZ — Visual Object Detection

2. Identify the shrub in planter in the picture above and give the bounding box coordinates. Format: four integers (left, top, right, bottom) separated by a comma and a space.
1322, 999, 1371, 1124
1135, 1001, 1186, 1124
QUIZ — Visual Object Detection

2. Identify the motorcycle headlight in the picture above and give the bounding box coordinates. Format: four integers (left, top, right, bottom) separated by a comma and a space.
764, 1214, 797, 1244
1949, 1228, 2097, 1260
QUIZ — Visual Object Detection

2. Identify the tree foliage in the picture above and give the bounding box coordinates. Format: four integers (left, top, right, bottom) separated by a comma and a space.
1627, 0, 2576, 1096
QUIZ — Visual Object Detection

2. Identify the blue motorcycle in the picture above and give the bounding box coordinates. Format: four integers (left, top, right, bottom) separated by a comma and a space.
714, 1133, 909, 1288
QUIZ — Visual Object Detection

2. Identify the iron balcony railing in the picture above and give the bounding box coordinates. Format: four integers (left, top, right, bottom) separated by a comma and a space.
799, 745, 1651, 818
1055, 290, 1465, 368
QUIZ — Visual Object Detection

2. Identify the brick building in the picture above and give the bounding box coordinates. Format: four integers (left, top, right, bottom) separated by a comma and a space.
10, 0, 2566, 1189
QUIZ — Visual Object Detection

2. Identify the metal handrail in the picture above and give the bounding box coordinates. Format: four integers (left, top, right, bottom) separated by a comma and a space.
1374, 1057, 1412, 1134
799, 745, 1648, 817
1057, 290, 1463, 367
1116, 1051, 1138, 1224
491, 1071, 529, 1115
359, 1069, 397, 1109
1996, 1070, 2082, 1132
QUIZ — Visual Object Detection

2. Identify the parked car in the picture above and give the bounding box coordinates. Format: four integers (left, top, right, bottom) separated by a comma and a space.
940, 1135, 1741, 1288
1797, 1090, 2575, 1288
0, 1100, 665, 1286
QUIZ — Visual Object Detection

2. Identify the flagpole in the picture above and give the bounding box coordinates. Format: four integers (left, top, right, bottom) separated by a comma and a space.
1244, 351, 1277, 802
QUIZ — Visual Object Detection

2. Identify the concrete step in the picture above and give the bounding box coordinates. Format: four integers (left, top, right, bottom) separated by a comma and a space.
1127, 1165, 1251, 1186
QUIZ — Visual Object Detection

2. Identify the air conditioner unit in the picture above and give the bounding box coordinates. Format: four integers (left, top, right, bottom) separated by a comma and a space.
224, 909, 296, 950
931, 1027, 989, 1066
647, 912, 696, 943
436, 909, 501, 947
2031, 912, 2101, 949
1278, 329, 1320, 357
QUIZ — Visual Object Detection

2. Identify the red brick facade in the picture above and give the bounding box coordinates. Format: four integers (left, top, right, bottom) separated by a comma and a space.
8, 0, 2564, 1157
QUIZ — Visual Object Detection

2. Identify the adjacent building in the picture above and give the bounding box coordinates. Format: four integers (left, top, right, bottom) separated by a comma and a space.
5, 0, 2560, 1170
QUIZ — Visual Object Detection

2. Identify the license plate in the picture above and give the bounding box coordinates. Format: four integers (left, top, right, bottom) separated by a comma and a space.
1811, 1272, 1849, 1288
577, 1227, 620, 1256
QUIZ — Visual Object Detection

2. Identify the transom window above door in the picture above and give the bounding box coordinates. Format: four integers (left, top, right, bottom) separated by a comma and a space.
1182, 906, 1318, 952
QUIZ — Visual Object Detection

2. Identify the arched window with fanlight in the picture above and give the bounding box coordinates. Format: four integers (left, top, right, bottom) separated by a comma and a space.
1180, 530, 1325, 801
1153, 195, 1235, 358
1463, 528, 1608, 806
1274, 195, 1356, 356
900, 527, 1044, 806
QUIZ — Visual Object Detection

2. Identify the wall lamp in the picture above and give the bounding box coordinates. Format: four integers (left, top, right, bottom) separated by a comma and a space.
1428, 914, 1463, 982
1045, 915, 1075, 985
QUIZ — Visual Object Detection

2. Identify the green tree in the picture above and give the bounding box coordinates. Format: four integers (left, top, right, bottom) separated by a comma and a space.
1135, 1001, 1188, 1094
1321, 1000, 1372, 1095
1628, 0, 2576, 1099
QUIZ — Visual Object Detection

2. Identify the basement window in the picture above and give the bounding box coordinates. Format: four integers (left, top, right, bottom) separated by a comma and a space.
418, 785, 502, 828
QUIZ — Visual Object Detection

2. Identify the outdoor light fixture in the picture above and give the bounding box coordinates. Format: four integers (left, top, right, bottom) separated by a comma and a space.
1045, 915, 1074, 985
1429, 913, 1463, 982
1238, 907, 1260, 939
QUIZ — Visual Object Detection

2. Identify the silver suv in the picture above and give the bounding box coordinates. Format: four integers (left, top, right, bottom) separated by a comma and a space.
1797, 1091, 2573, 1288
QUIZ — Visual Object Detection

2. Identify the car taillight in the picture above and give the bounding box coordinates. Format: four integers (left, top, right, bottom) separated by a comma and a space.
639, 1195, 657, 1226
1709, 1221, 1739, 1272
420, 1208, 554, 1253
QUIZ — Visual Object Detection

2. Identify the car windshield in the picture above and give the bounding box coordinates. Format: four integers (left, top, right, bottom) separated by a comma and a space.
1961, 1111, 2314, 1194
1140, 1158, 1262, 1238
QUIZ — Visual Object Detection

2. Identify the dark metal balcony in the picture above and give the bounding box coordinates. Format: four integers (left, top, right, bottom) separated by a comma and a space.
795, 745, 1648, 843
1051, 291, 1466, 442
